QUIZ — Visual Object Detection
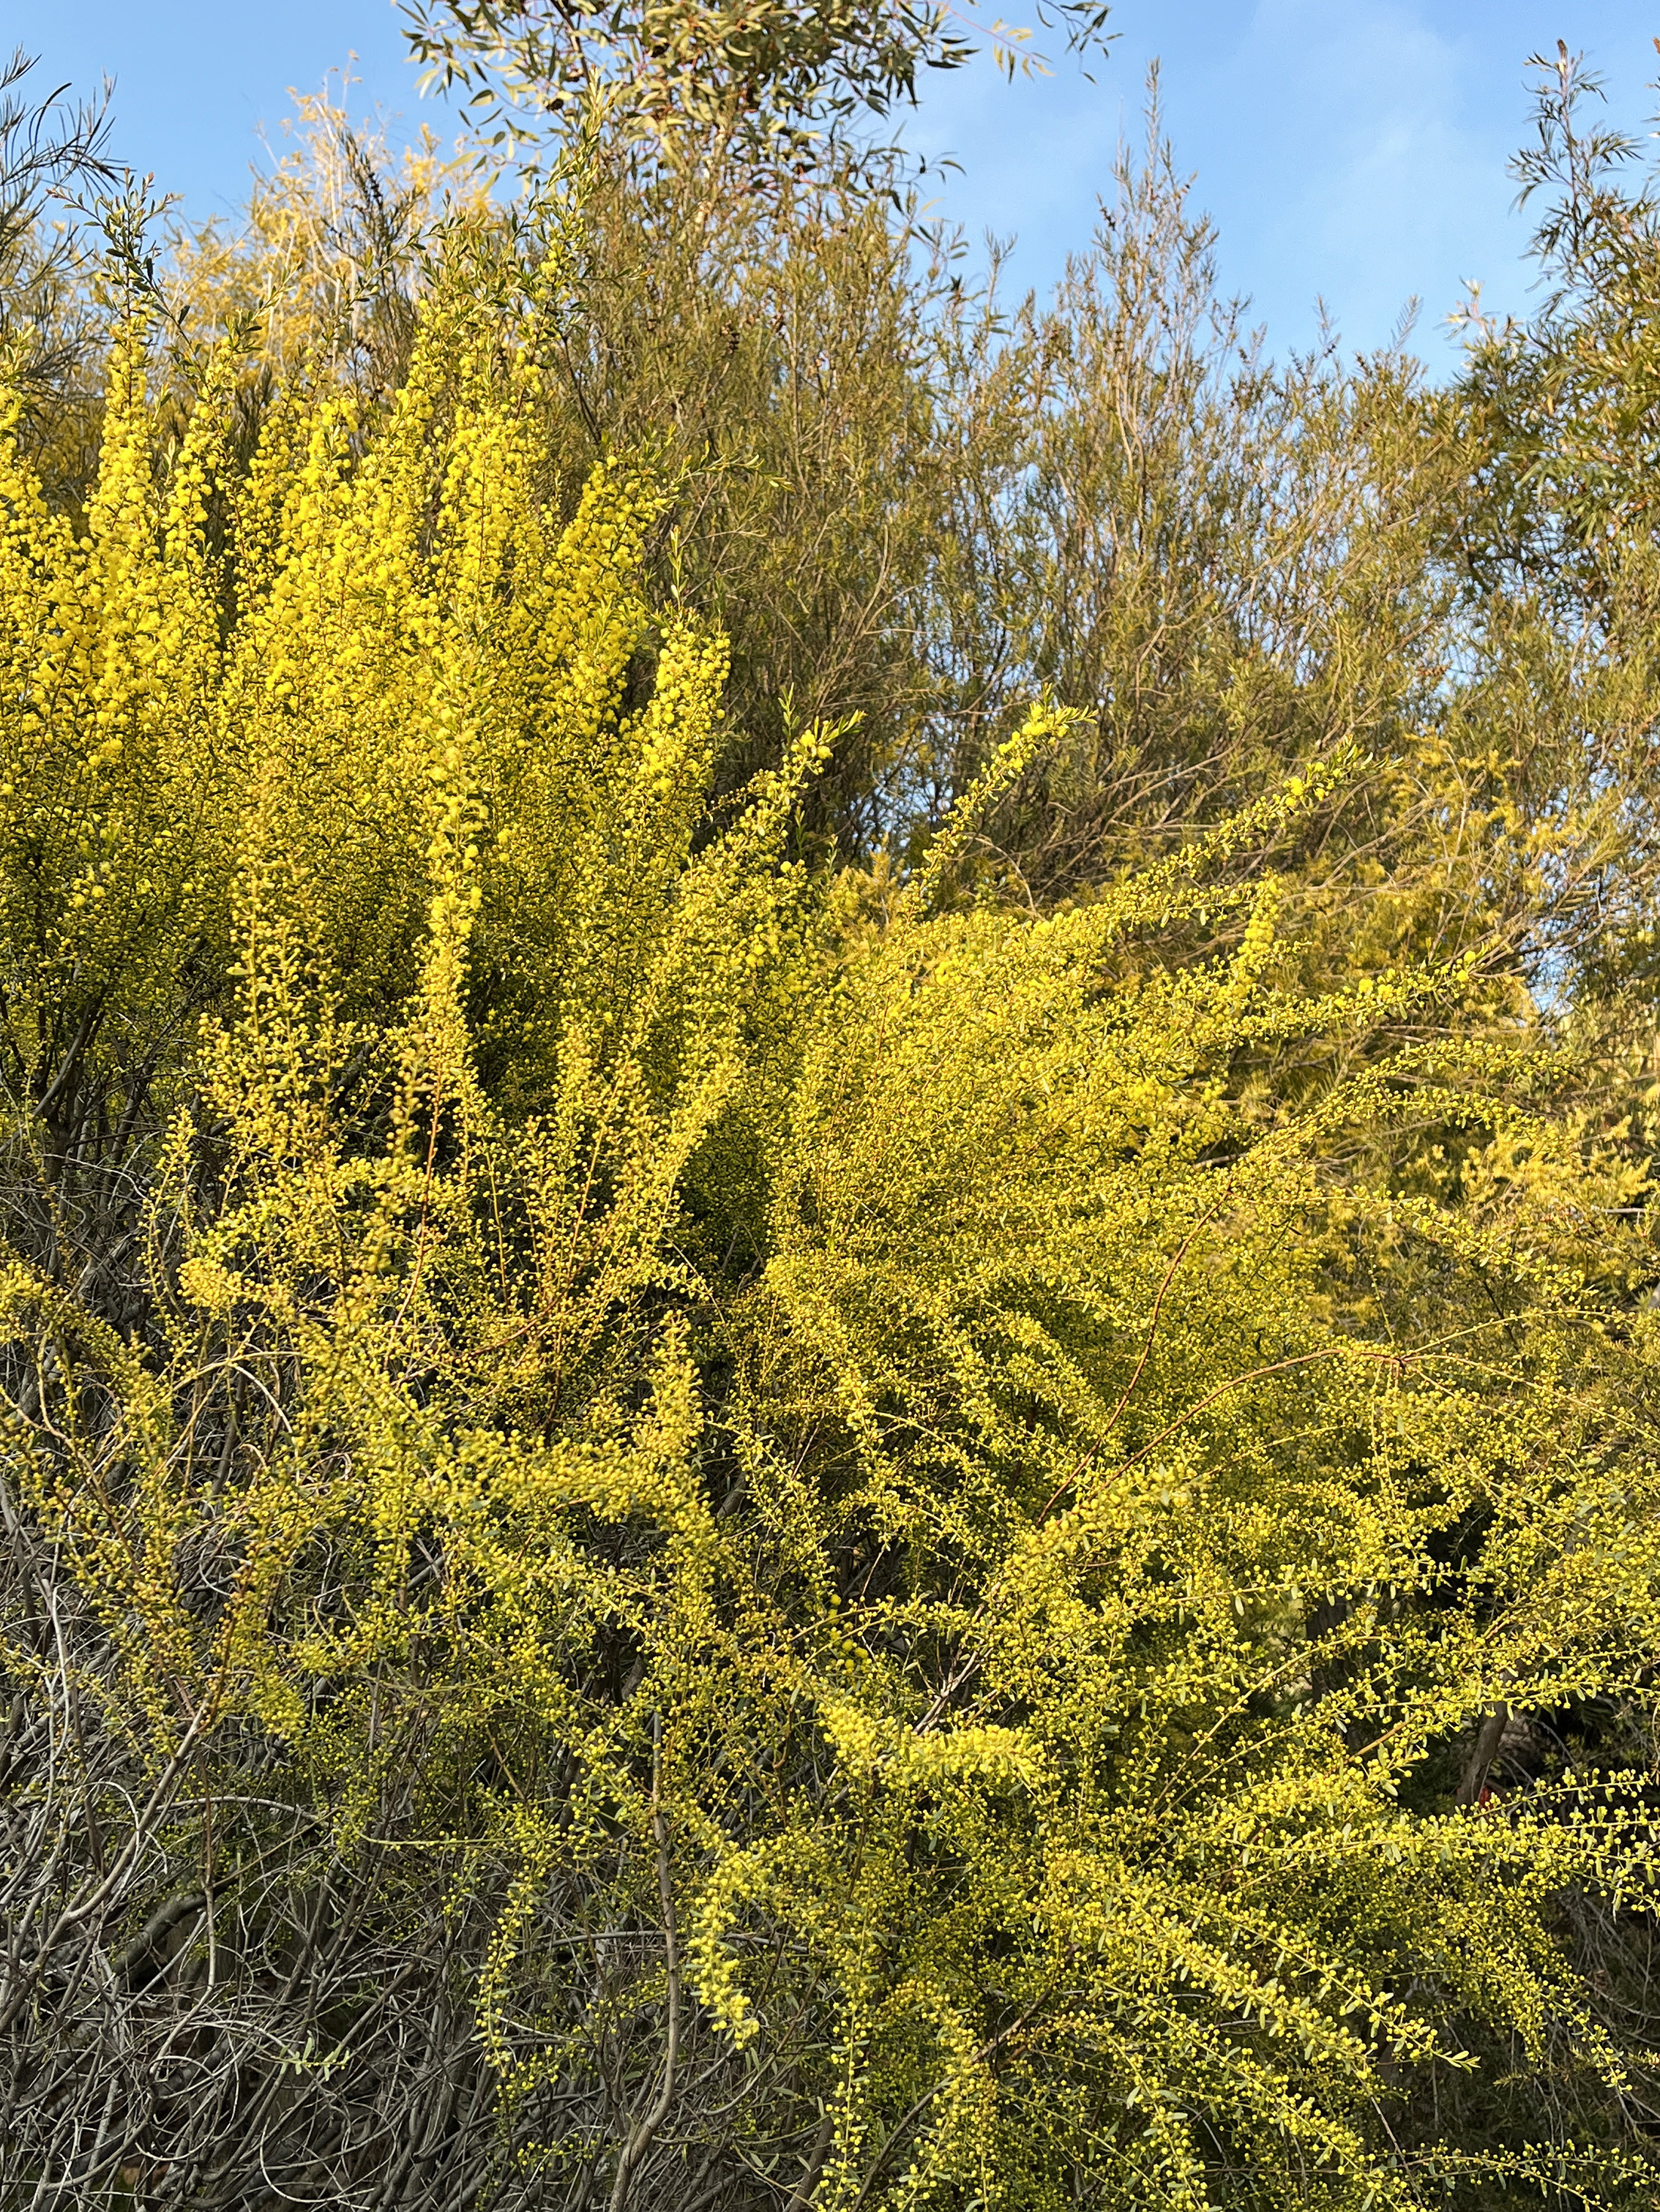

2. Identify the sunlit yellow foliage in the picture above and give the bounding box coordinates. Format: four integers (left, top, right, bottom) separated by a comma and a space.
165, 83, 491, 390
2, 210, 1660, 2212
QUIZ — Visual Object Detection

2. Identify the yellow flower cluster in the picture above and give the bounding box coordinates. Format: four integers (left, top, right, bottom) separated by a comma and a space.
4, 213, 1660, 2212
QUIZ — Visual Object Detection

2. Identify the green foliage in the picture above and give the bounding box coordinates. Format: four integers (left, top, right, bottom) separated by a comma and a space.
0, 48, 116, 506
1439, 43, 1660, 996
1448, 42, 1660, 611
400, 0, 1113, 179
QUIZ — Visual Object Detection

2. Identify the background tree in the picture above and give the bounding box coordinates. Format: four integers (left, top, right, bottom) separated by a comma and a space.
400, 0, 1113, 183
0, 45, 119, 504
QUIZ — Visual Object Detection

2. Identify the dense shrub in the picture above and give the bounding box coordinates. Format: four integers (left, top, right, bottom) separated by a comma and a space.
1, 191, 1660, 2210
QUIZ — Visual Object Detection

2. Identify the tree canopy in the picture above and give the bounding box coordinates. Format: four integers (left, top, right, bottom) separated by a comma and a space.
400, 0, 1113, 178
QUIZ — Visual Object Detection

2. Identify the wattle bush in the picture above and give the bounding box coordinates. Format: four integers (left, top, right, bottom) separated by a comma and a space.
1, 217, 1658, 2211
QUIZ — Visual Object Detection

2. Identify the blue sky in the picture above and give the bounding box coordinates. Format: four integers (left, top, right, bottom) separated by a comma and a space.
20, 2, 1660, 360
